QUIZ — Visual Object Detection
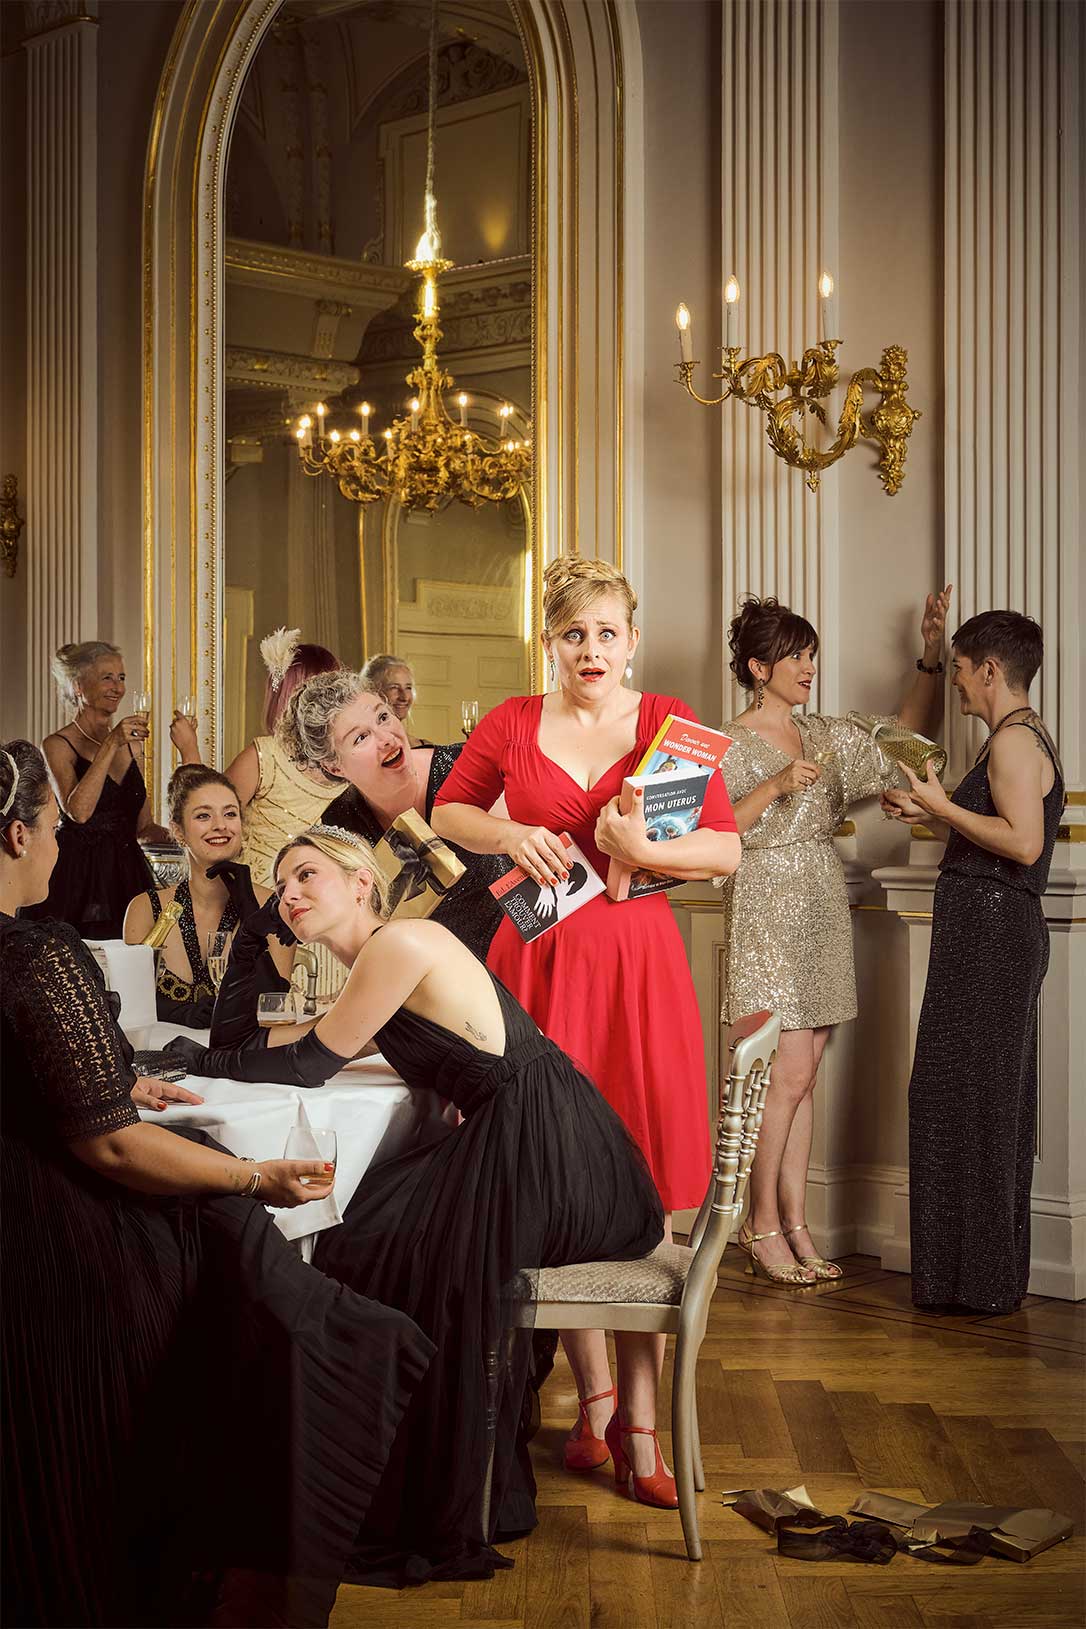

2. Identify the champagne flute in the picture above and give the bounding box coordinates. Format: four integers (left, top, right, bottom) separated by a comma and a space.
257, 991, 299, 1028
461, 699, 480, 737
284, 1125, 337, 1187
179, 694, 197, 721
206, 928, 234, 991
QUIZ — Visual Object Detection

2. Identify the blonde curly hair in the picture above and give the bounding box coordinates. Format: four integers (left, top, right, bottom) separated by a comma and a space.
542, 556, 638, 638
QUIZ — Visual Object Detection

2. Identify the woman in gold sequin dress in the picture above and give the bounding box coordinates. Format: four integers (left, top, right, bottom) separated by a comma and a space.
719, 591, 951, 1283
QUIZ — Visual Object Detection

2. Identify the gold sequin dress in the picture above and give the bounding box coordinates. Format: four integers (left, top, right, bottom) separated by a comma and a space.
240, 735, 344, 887
718, 715, 898, 1031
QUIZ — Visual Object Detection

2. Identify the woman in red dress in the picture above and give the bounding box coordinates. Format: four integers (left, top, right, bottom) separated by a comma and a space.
432, 556, 740, 1505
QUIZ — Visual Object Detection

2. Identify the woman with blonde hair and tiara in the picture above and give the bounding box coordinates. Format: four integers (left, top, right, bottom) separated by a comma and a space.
431, 556, 741, 1508
163, 819, 664, 1587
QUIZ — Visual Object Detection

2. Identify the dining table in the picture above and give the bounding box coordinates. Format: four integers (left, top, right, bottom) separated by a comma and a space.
89, 938, 446, 1256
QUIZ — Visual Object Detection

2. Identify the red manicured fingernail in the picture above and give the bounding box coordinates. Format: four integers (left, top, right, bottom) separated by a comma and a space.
323, 1162, 334, 1171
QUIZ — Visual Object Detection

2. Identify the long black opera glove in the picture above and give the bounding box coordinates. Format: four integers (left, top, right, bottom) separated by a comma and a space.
208, 888, 296, 1050
164, 1026, 350, 1089
205, 857, 262, 921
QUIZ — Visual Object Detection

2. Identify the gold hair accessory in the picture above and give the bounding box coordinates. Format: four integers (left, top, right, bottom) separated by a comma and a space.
260, 627, 302, 691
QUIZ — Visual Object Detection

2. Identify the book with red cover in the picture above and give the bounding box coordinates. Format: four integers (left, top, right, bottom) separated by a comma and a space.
489, 832, 606, 942
606, 716, 733, 901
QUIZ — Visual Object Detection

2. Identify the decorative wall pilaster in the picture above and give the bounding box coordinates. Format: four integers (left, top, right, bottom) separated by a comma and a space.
23, 0, 98, 737
944, 0, 1083, 790
720, 0, 839, 716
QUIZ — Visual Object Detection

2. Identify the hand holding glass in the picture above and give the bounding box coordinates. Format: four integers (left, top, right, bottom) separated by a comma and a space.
285, 1126, 337, 1187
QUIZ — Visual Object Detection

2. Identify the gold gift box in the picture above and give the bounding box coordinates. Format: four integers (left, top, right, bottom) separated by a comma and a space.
374, 808, 466, 923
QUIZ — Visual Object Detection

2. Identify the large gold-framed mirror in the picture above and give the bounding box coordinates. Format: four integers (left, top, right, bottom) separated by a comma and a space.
221, 0, 536, 759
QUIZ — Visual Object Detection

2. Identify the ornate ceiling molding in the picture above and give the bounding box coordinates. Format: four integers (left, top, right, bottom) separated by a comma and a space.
225, 346, 359, 394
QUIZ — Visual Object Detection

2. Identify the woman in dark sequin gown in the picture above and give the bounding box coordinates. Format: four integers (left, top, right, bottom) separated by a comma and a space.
883, 612, 1064, 1315
282, 670, 508, 960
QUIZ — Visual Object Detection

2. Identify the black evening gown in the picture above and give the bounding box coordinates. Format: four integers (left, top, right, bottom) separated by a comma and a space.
314, 968, 664, 1586
908, 718, 1064, 1315
25, 752, 154, 938
324, 742, 509, 961
0, 915, 433, 1629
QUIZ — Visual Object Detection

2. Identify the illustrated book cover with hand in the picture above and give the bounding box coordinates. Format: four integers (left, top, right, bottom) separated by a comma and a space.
489, 833, 605, 942
606, 716, 734, 902
374, 808, 466, 922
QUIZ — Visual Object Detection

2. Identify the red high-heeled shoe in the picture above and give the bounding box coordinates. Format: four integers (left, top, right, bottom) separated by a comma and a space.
604, 1413, 679, 1509
563, 1386, 617, 1472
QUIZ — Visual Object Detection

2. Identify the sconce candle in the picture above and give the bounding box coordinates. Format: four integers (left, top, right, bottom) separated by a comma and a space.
676, 302, 692, 363
818, 271, 837, 344
458, 392, 468, 427
723, 277, 740, 350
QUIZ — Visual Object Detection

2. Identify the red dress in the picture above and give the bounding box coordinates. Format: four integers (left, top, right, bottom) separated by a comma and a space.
433, 692, 738, 1210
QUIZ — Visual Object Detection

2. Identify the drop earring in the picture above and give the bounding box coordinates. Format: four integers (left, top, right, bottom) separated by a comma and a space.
548, 658, 556, 685
624, 664, 633, 681
756, 680, 764, 710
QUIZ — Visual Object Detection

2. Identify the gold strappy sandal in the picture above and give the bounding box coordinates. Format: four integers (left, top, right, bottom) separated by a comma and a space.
737, 1223, 817, 1286
783, 1221, 843, 1281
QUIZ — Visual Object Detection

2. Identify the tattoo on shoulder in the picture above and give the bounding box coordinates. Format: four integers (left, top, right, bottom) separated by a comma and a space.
465, 1020, 487, 1044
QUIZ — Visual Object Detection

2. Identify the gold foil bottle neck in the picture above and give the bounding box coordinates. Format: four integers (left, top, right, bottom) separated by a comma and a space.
141, 899, 183, 950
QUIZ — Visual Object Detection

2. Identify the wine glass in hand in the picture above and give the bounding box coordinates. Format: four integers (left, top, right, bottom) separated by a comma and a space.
461, 699, 480, 738
284, 1126, 336, 1187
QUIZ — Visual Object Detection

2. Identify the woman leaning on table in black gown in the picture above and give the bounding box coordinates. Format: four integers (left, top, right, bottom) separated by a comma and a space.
0, 740, 432, 1629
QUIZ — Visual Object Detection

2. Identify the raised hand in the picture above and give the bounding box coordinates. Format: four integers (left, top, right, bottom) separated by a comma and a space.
920, 583, 953, 661
168, 710, 199, 758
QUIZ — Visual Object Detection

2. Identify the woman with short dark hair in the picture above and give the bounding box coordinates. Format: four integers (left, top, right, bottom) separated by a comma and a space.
883, 610, 1064, 1313
719, 588, 951, 1283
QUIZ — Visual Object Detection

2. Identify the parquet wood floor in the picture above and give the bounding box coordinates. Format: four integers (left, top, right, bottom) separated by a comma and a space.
330, 1254, 1086, 1629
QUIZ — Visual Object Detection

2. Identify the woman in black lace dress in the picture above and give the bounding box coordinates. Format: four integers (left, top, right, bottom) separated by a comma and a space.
883, 612, 1065, 1315
165, 824, 665, 1587
29, 641, 203, 938
1, 742, 432, 1628
124, 766, 295, 1027
283, 670, 507, 958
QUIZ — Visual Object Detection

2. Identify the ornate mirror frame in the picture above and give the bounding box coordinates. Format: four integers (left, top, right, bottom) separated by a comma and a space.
142, 0, 644, 789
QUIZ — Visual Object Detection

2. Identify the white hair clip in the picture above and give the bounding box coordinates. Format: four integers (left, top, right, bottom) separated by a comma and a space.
260, 627, 302, 691
1, 749, 19, 819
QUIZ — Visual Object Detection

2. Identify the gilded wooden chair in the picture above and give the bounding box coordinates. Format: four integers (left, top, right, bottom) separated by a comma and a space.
502, 1009, 781, 1562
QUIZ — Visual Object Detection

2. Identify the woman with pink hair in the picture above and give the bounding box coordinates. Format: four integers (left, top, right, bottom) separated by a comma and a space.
223, 628, 345, 887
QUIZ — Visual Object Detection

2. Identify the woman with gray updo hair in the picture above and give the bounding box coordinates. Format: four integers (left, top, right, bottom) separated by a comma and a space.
284, 670, 507, 960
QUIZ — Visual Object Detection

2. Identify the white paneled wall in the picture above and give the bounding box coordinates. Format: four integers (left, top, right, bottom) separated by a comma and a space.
720, 0, 839, 717
24, 4, 99, 736
944, 0, 1083, 785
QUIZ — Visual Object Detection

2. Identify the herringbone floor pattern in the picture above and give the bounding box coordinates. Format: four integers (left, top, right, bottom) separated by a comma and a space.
331, 1252, 1086, 1629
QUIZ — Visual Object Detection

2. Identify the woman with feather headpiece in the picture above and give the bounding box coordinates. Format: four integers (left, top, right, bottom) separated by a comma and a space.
220, 628, 346, 890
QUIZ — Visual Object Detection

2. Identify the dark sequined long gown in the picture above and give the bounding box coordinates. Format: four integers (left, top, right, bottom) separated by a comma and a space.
908, 716, 1064, 1314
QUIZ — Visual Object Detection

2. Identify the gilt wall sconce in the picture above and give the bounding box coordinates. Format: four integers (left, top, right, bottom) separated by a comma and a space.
1, 475, 24, 577
674, 274, 921, 495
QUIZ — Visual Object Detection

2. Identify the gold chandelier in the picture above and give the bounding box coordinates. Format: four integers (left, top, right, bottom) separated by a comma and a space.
674, 273, 920, 495
294, 1, 530, 512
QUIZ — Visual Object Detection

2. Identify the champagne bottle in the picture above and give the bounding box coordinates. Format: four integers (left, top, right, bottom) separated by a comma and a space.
141, 899, 183, 950
846, 712, 948, 779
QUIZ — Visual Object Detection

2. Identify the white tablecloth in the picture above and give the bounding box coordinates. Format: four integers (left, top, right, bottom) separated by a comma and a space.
128, 1025, 443, 1251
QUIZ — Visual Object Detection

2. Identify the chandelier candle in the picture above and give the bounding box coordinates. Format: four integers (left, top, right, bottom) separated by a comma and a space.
724, 276, 740, 350
818, 271, 837, 344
